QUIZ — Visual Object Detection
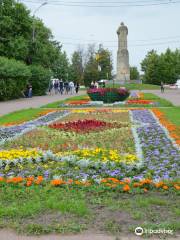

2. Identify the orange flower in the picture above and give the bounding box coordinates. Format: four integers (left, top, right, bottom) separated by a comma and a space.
0, 177, 4, 182
26, 176, 34, 182
74, 180, 81, 185
143, 188, 148, 192
123, 184, 130, 192
155, 181, 164, 188
26, 181, 32, 187
51, 179, 65, 186
174, 184, 180, 190
133, 183, 141, 188
162, 185, 169, 190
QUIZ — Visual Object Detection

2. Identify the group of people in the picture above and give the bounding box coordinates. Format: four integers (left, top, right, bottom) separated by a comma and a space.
90, 81, 106, 89
49, 79, 80, 95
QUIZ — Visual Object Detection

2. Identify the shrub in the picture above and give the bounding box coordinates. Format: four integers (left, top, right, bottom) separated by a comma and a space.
0, 57, 31, 101
87, 88, 130, 103
29, 65, 51, 96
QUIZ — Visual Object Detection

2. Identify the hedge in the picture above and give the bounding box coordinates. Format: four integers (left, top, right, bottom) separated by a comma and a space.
29, 65, 51, 96
0, 57, 31, 101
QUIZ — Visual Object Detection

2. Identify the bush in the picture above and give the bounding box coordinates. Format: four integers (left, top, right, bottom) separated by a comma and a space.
0, 57, 31, 101
87, 88, 130, 103
29, 65, 52, 96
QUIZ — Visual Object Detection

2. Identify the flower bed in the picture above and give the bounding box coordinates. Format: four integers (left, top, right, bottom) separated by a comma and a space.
126, 99, 155, 105
49, 119, 125, 133
0, 108, 179, 191
131, 109, 180, 180
0, 111, 69, 145
0, 176, 179, 192
87, 88, 130, 103
152, 109, 180, 145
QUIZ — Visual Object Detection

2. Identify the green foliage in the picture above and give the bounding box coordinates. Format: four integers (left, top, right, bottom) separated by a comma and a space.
83, 44, 113, 87
141, 49, 180, 85
84, 55, 99, 87
29, 65, 51, 96
0, 0, 70, 99
0, 56, 31, 100
130, 66, 140, 80
52, 51, 69, 81
69, 49, 84, 84
96, 46, 113, 80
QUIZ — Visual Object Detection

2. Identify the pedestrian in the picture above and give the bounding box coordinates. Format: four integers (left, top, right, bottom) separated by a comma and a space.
75, 82, 80, 94
90, 81, 94, 89
28, 84, 32, 98
59, 79, 64, 95
94, 81, 99, 89
161, 81, 164, 93
54, 80, 59, 94
64, 81, 69, 94
48, 81, 53, 95
69, 81, 75, 94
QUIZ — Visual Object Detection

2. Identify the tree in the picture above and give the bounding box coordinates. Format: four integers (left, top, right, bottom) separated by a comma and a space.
141, 49, 180, 85
130, 66, 140, 80
96, 45, 113, 80
141, 50, 162, 85
70, 49, 84, 84
52, 51, 69, 81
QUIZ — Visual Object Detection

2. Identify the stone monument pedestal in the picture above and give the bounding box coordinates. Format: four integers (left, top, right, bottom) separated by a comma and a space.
116, 22, 130, 83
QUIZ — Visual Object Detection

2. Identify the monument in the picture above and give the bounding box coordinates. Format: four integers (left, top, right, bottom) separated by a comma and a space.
116, 22, 130, 83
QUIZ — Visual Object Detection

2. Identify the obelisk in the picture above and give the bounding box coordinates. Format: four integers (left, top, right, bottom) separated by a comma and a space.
116, 22, 130, 83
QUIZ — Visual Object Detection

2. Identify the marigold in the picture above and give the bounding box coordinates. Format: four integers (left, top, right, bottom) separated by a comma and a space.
123, 184, 130, 192
143, 188, 148, 192
163, 185, 169, 190
174, 184, 180, 190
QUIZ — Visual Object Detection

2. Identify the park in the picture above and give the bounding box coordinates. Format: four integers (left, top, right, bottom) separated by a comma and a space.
0, 1, 180, 240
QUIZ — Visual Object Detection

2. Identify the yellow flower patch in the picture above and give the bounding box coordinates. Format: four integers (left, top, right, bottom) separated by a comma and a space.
0, 148, 40, 160
57, 148, 138, 165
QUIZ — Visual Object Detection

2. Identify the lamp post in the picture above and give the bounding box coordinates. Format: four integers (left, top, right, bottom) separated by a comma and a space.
32, 2, 47, 42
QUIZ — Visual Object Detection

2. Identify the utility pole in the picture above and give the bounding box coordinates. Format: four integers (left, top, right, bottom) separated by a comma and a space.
32, 2, 47, 42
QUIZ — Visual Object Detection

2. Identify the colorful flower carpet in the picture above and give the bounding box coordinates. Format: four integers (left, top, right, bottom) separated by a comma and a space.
0, 108, 179, 192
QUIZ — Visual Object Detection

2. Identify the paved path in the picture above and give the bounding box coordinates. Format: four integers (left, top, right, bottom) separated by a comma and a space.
0, 89, 179, 117
0, 230, 178, 240
142, 89, 180, 106
0, 91, 85, 116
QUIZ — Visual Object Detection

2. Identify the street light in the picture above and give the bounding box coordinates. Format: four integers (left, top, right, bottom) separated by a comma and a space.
32, 2, 47, 42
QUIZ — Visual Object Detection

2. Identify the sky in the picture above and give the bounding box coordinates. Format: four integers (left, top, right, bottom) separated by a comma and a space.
20, 0, 180, 73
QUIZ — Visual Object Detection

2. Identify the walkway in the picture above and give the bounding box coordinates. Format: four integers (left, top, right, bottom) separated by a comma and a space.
142, 89, 180, 106
0, 230, 177, 240
0, 91, 85, 116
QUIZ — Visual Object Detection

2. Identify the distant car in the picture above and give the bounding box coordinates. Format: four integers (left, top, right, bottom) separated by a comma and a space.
98, 79, 108, 83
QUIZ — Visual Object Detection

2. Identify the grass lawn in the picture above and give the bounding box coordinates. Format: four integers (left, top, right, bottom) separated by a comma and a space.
106, 83, 160, 90
0, 108, 52, 126
0, 185, 179, 236
41, 93, 173, 108
42, 95, 88, 108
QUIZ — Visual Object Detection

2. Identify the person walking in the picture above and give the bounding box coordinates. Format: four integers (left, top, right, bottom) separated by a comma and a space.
161, 81, 164, 93
54, 80, 59, 94
59, 79, 64, 95
94, 81, 99, 89
64, 81, 69, 94
48, 81, 53, 95
28, 84, 32, 98
75, 82, 80, 94
90, 81, 94, 89
69, 81, 75, 95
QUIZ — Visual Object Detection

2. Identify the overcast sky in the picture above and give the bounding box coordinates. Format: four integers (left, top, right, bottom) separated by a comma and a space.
21, 0, 180, 73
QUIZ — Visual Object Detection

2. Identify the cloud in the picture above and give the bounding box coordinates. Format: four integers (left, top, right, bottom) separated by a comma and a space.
25, 1, 180, 72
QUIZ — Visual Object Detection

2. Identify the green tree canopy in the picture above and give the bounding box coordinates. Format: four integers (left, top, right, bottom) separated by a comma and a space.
130, 66, 140, 80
